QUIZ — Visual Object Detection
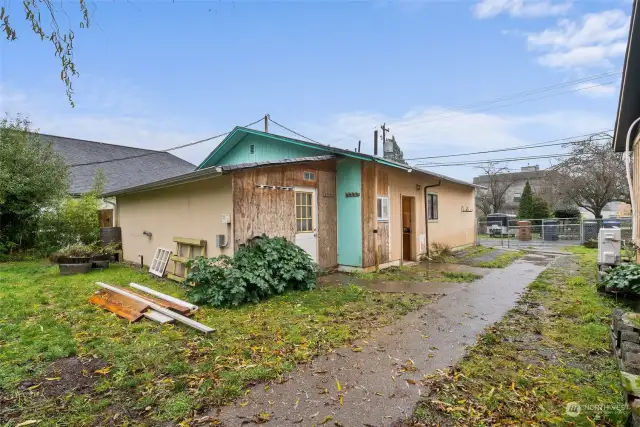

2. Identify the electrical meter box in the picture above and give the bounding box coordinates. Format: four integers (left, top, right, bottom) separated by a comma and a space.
597, 227, 621, 265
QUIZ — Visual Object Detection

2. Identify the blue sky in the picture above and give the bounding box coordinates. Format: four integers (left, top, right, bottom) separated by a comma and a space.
0, 0, 632, 180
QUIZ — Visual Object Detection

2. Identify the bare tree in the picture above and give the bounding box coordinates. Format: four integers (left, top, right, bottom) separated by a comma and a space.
474, 163, 518, 214
2, 1, 90, 106
551, 134, 629, 218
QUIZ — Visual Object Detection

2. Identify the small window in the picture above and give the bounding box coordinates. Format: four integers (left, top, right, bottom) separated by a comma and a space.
428, 193, 438, 220
377, 196, 389, 221
249, 144, 255, 154
513, 193, 521, 203
303, 171, 316, 181
295, 191, 314, 232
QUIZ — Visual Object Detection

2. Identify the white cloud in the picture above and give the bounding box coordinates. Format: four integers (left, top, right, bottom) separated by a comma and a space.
525, 9, 630, 70
1, 83, 613, 181
0, 83, 225, 165
572, 82, 618, 98
473, 0, 572, 19
294, 107, 612, 180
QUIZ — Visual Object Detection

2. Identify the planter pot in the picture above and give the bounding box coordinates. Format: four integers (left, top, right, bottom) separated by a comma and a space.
91, 253, 111, 269
59, 263, 92, 275
57, 256, 91, 265
92, 260, 110, 269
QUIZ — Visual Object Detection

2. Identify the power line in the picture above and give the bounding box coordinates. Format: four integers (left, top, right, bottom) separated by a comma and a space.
387, 70, 621, 127
267, 117, 323, 145
404, 130, 612, 161
69, 117, 265, 167
393, 80, 618, 129
415, 153, 572, 168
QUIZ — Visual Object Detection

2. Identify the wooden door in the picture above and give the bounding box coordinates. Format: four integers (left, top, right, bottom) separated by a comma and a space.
402, 196, 413, 261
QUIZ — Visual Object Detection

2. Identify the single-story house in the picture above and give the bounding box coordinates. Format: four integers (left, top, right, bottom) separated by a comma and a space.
41, 133, 195, 226
613, 0, 640, 257
104, 127, 480, 272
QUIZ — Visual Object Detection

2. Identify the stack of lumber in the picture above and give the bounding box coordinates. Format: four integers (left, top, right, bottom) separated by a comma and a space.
90, 282, 214, 334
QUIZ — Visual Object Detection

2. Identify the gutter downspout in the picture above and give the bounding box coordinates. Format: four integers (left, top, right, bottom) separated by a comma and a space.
424, 180, 441, 258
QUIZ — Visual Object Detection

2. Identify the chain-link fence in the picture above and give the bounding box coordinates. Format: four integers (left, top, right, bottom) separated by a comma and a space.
476, 217, 632, 250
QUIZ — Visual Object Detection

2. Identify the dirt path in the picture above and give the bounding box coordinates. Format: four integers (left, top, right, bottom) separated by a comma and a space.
211, 255, 554, 427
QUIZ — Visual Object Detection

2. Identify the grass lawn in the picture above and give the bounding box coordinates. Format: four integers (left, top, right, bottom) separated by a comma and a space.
471, 250, 525, 268
405, 247, 629, 426
0, 261, 431, 426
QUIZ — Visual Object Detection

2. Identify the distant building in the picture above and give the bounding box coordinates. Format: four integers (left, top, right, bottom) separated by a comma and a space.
472, 165, 547, 215
580, 202, 632, 219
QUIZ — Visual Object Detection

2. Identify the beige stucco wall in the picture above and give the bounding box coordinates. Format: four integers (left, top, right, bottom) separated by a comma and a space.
387, 168, 476, 262
115, 175, 234, 270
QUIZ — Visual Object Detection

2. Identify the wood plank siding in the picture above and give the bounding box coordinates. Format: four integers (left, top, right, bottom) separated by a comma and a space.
232, 160, 338, 268
377, 170, 390, 264
361, 162, 376, 268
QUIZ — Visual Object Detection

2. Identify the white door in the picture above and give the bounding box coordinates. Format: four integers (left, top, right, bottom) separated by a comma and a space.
294, 188, 318, 262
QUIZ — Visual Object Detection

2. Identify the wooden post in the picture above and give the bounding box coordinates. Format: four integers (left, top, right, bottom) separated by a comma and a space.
374, 161, 380, 271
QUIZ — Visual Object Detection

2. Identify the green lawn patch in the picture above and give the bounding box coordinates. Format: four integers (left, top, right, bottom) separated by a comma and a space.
0, 261, 431, 426
405, 247, 629, 426
473, 250, 524, 268
355, 266, 481, 283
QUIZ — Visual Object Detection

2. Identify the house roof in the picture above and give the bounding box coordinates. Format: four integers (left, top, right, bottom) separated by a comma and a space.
473, 169, 547, 184
613, 0, 640, 152
40, 133, 196, 195
198, 127, 481, 189
102, 155, 336, 197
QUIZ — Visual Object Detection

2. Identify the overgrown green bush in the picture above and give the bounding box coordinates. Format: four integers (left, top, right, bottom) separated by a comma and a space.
602, 264, 640, 294
185, 235, 317, 307
37, 173, 104, 253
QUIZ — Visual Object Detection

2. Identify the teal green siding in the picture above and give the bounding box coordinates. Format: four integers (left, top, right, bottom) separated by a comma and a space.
336, 158, 363, 267
215, 135, 327, 166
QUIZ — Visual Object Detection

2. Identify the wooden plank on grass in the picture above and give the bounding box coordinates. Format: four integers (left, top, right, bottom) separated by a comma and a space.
89, 292, 147, 322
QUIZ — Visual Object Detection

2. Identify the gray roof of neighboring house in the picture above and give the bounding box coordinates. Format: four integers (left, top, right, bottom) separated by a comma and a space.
39, 134, 196, 195
102, 155, 337, 197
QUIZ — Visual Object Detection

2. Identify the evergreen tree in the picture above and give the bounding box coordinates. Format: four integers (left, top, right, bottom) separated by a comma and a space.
518, 181, 534, 218
531, 196, 550, 219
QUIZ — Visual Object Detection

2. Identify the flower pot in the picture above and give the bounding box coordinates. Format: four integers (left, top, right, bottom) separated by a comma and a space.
59, 262, 92, 275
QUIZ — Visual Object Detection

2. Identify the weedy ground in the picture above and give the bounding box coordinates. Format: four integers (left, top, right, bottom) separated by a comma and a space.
401, 246, 630, 426
0, 261, 431, 426
355, 266, 482, 283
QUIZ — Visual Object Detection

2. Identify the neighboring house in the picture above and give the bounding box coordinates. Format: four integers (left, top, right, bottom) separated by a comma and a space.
41, 134, 195, 226
473, 165, 547, 215
105, 127, 480, 272
580, 202, 632, 220
613, 0, 640, 256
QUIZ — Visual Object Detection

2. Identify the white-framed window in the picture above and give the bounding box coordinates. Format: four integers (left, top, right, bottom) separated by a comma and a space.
428, 193, 438, 220
303, 171, 316, 181
377, 196, 390, 221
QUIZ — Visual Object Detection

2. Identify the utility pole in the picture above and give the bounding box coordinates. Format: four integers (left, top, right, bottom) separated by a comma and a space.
381, 123, 389, 152
264, 114, 269, 133
357, 140, 361, 153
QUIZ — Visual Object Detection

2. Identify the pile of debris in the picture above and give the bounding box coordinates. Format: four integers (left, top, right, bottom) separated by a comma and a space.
91, 282, 214, 334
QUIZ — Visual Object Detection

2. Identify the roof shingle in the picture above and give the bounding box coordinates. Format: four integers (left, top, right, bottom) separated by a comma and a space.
39, 134, 196, 195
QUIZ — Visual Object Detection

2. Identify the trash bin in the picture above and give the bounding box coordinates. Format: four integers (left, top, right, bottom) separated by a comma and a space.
543, 220, 559, 241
